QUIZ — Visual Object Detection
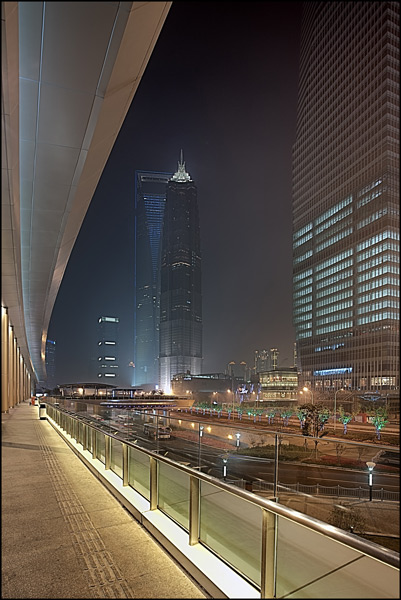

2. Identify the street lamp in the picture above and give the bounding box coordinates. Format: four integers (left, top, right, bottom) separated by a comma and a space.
222, 456, 228, 480
198, 425, 204, 470
303, 386, 314, 404
333, 388, 344, 432
235, 432, 241, 447
366, 461, 376, 501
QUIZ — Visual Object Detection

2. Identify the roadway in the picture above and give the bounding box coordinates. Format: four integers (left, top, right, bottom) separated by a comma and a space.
60, 403, 399, 497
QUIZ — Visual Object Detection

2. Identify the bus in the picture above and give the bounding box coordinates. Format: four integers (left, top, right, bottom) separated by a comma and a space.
143, 423, 171, 439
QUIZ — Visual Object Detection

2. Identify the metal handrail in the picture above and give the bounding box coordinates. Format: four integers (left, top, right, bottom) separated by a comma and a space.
46, 403, 400, 569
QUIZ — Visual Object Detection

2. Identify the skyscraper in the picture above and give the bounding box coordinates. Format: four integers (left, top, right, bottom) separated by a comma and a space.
97, 316, 119, 381
45, 339, 56, 390
159, 152, 202, 393
134, 171, 172, 387
292, 3, 399, 397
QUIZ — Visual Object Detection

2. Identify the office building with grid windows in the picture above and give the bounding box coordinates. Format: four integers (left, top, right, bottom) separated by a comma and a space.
292, 2, 399, 398
159, 153, 203, 393
134, 171, 172, 387
97, 316, 119, 381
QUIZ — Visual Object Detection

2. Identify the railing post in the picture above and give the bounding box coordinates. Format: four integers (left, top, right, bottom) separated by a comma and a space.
261, 508, 277, 599
83, 424, 87, 451
105, 435, 111, 470
273, 434, 279, 500
150, 457, 158, 510
123, 444, 129, 486
92, 429, 97, 460
189, 476, 200, 546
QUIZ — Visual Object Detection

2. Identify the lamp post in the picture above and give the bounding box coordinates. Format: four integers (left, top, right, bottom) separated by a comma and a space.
222, 456, 228, 481
366, 461, 376, 501
198, 425, 204, 470
303, 386, 314, 404
235, 432, 241, 447
333, 388, 343, 432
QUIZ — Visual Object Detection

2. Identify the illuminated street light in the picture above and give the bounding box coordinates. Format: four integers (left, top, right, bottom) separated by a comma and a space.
303, 386, 314, 404
235, 432, 241, 447
222, 456, 228, 480
198, 425, 204, 470
366, 461, 376, 501
333, 388, 344, 432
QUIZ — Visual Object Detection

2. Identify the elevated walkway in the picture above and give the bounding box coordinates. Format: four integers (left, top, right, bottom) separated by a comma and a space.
1, 402, 208, 599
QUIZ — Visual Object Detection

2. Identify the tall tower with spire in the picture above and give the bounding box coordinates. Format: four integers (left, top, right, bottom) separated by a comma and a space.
159, 151, 203, 393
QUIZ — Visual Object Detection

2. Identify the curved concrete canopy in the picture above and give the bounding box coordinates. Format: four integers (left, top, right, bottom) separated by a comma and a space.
2, 1, 171, 384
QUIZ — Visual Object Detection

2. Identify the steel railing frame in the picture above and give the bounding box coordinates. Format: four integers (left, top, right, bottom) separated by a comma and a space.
43, 402, 400, 599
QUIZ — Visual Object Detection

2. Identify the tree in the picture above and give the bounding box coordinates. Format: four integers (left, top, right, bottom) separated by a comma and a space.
337, 405, 353, 434
335, 443, 347, 464
317, 406, 331, 432
299, 403, 326, 437
266, 408, 276, 425
370, 407, 389, 441
296, 407, 308, 429
280, 408, 293, 427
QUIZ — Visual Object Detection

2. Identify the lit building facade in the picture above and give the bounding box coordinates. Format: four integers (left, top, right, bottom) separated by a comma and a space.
97, 316, 119, 381
259, 367, 298, 404
159, 152, 202, 393
292, 2, 400, 395
134, 171, 172, 386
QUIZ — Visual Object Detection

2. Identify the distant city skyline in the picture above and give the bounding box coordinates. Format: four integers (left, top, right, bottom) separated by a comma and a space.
47, 2, 303, 385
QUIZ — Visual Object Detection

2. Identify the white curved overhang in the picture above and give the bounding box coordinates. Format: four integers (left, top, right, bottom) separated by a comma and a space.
1, 1, 171, 383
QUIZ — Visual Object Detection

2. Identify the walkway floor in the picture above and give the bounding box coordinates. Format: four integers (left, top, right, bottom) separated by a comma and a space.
1, 402, 209, 599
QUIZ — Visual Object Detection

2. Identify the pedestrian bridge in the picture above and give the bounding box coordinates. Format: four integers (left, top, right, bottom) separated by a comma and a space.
43, 401, 399, 598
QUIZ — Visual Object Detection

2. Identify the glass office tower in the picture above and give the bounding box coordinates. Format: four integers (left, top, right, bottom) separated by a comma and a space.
134, 171, 172, 387
45, 339, 56, 390
292, 2, 399, 396
97, 316, 119, 381
159, 153, 203, 393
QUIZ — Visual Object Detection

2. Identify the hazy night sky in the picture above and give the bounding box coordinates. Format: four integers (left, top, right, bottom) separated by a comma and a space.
48, 1, 304, 386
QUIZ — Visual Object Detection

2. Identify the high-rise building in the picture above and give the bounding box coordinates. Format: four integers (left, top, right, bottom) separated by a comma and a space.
134, 171, 172, 386
270, 348, 279, 371
159, 152, 202, 393
97, 316, 119, 381
45, 339, 56, 390
292, 3, 400, 396
254, 350, 269, 374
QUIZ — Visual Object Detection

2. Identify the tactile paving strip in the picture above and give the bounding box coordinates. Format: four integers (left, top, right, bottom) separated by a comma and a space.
35, 423, 133, 598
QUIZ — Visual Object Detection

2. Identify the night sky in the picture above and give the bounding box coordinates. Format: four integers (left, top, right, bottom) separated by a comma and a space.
48, 1, 304, 387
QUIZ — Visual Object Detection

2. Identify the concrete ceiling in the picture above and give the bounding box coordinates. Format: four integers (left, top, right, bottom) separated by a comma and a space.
2, 1, 171, 383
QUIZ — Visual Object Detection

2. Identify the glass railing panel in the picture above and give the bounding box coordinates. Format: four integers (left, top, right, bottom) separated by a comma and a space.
96, 431, 105, 464
128, 446, 150, 501
77, 421, 84, 448
275, 514, 399, 598
87, 426, 93, 453
110, 437, 123, 479
200, 480, 262, 586
158, 462, 190, 531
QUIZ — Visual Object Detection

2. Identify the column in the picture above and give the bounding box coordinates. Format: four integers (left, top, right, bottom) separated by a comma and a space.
1, 307, 9, 413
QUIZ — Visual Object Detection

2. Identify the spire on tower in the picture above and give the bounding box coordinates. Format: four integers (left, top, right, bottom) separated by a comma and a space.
171, 149, 192, 182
